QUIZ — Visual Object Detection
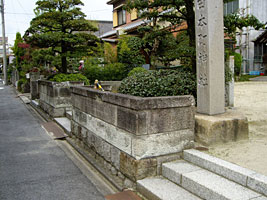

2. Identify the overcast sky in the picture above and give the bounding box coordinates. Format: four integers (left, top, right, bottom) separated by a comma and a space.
2, 0, 113, 45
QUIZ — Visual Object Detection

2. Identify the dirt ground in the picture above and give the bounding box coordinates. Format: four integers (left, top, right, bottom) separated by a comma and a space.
208, 81, 267, 176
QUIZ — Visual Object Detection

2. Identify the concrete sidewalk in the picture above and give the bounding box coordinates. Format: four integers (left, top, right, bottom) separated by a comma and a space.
0, 82, 105, 199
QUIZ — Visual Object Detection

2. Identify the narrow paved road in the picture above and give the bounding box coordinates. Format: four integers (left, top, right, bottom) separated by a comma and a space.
0, 80, 105, 200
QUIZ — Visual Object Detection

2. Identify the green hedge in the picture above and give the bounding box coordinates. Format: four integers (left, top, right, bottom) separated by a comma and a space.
128, 67, 148, 77
48, 73, 89, 85
83, 63, 127, 84
119, 69, 196, 98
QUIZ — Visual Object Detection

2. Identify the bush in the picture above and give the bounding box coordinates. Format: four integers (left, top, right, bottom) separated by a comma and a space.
119, 69, 196, 98
128, 67, 148, 77
17, 78, 27, 92
83, 65, 103, 84
83, 63, 127, 84
17, 78, 29, 93
48, 73, 89, 85
102, 63, 127, 81
234, 53, 242, 76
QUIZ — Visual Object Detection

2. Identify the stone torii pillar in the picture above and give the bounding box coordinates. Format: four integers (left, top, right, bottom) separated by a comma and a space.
195, 0, 225, 115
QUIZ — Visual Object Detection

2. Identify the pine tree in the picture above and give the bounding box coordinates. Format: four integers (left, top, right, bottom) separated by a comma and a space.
24, 0, 98, 73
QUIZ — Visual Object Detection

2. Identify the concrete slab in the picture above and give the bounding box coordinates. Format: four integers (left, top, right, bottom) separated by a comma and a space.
42, 121, 67, 139
105, 190, 142, 200
54, 117, 71, 133
137, 177, 201, 200
182, 169, 261, 200
19, 95, 31, 104
184, 149, 255, 186
162, 160, 202, 185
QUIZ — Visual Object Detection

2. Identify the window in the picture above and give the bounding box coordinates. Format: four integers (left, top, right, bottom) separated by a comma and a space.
224, 0, 239, 16
117, 9, 126, 25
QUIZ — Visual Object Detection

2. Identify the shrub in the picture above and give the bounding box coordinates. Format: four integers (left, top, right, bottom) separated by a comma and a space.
48, 73, 89, 85
83, 63, 127, 84
83, 65, 103, 84
119, 69, 196, 98
17, 78, 27, 92
102, 63, 127, 81
234, 53, 242, 76
128, 67, 148, 77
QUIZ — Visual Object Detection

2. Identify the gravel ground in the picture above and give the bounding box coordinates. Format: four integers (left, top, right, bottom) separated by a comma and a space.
208, 81, 267, 176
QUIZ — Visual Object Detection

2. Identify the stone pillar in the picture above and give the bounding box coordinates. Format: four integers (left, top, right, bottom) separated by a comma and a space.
30, 72, 40, 100
195, 0, 225, 115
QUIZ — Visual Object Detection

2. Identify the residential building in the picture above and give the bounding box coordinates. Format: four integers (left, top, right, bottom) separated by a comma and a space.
100, 0, 149, 43
253, 30, 267, 74
224, 0, 267, 74
89, 20, 113, 37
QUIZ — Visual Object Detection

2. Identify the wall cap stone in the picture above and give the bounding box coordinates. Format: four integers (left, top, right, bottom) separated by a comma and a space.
71, 86, 195, 110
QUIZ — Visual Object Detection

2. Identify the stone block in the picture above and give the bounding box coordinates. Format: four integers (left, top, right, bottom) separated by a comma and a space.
117, 107, 138, 134
195, 109, 249, 145
59, 87, 71, 97
120, 152, 157, 181
117, 107, 147, 135
247, 173, 267, 196
95, 100, 116, 125
147, 107, 194, 134
110, 146, 121, 170
132, 130, 194, 159
183, 149, 255, 186
182, 169, 260, 200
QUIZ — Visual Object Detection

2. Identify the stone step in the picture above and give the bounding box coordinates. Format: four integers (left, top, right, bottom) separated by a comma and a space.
183, 149, 267, 196
66, 110, 72, 120
162, 160, 267, 200
137, 176, 201, 200
54, 117, 71, 134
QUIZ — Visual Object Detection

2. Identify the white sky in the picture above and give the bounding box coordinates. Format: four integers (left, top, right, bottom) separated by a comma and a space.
2, 0, 113, 45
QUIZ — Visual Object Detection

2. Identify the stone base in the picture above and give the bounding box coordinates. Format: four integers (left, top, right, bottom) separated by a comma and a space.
195, 109, 249, 146
39, 100, 68, 117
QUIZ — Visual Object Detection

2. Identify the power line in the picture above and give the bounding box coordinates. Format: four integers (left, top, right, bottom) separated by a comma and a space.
5, 12, 34, 15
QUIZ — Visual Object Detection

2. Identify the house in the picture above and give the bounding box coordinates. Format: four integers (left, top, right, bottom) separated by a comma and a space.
253, 30, 267, 74
100, 0, 147, 44
89, 20, 113, 37
224, 0, 267, 74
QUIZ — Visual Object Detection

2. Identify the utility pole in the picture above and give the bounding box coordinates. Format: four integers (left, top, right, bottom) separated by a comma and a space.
0, 0, 7, 85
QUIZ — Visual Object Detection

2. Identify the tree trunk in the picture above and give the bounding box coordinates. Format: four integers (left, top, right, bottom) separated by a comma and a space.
185, 0, 196, 74
61, 41, 67, 73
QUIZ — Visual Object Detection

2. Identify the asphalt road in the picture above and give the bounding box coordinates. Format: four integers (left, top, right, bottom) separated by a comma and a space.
0, 80, 105, 200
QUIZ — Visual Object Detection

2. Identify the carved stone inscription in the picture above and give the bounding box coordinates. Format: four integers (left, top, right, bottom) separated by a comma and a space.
196, 0, 208, 87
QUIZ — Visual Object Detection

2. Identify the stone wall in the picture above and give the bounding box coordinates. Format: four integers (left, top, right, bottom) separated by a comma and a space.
39, 80, 84, 117
70, 86, 195, 188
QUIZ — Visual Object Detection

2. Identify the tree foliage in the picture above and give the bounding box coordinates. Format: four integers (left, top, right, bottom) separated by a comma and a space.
24, 0, 99, 73
117, 36, 145, 71
125, 0, 264, 73
12, 32, 25, 69
224, 12, 264, 38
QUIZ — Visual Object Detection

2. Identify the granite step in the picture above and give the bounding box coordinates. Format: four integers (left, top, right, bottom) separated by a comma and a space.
137, 176, 201, 200
183, 149, 267, 196
162, 160, 267, 200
